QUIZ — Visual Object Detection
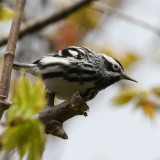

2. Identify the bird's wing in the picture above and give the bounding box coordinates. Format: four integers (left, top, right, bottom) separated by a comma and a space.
48, 46, 89, 59
32, 46, 87, 64
32, 46, 95, 70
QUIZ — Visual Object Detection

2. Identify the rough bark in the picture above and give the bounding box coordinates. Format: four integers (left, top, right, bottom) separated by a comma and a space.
0, 0, 26, 119
39, 92, 89, 139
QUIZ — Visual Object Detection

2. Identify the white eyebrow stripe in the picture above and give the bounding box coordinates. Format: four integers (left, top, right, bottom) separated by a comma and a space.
103, 54, 119, 66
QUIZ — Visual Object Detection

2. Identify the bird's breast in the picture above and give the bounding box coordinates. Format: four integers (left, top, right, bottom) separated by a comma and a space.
44, 77, 95, 100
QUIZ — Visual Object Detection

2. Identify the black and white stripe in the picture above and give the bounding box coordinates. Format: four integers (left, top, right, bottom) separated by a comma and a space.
13, 46, 129, 101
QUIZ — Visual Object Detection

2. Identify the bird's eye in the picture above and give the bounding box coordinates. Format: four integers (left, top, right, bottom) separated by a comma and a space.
113, 64, 119, 70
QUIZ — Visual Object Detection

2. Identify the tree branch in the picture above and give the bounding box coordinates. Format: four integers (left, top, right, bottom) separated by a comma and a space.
39, 91, 89, 139
91, 2, 160, 35
0, 0, 95, 46
0, 0, 26, 119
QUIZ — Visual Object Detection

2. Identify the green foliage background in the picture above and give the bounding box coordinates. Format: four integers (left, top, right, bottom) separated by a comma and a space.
1, 77, 46, 160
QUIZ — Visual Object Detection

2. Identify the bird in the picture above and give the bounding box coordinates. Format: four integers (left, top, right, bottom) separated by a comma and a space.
13, 46, 137, 102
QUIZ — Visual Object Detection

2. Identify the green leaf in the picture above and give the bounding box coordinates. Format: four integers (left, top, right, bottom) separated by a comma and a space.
1, 76, 47, 160
120, 52, 139, 69
67, 6, 101, 30
7, 76, 46, 123
112, 88, 139, 105
152, 87, 160, 97
136, 99, 155, 119
2, 120, 45, 160
0, 5, 15, 21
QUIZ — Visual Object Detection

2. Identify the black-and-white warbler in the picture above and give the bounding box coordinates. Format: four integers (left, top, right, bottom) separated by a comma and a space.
13, 46, 137, 101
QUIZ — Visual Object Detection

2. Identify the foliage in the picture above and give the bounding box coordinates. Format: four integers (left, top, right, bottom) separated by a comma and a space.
0, 5, 14, 21
136, 99, 155, 119
7, 76, 46, 122
67, 6, 101, 31
2, 120, 45, 160
112, 88, 141, 105
112, 86, 160, 119
49, 6, 102, 50
105, 0, 121, 5
152, 87, 160, 97
1, 76, 47, 160
118, 52, 139, 70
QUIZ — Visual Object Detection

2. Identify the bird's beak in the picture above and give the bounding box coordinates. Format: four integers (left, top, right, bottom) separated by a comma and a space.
122, 74, 138, 83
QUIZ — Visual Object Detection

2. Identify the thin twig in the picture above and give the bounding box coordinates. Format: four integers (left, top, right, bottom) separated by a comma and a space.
0, 0, 26, 119
0, 0, 95, 46
92, 2, 160, 35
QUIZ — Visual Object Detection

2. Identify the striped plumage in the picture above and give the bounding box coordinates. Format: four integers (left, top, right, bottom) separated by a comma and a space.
13, 46, 137, 101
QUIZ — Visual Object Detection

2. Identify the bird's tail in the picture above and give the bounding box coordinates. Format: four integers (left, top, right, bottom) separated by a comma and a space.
13, 62, 37, 75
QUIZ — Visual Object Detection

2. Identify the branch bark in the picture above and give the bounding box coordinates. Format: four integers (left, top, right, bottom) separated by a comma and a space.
39, 91, 89, 139
0, 0, 95, 46
0, 0, 26, 119
92, 2, 160, 35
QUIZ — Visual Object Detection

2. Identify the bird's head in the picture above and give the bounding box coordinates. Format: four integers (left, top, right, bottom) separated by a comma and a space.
102, 54, 137, 84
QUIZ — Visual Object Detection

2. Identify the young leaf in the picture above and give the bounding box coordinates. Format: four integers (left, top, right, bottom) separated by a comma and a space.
137, 99, 155, 119
1, 77, 46, 160
7, 76, 47, 123
0, 5, 14, 21
112, 88, 139, 105
2, 120, 45, 160
67, 6, 101, 30
119, 52, 139, 70
152, 87, 160, 97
